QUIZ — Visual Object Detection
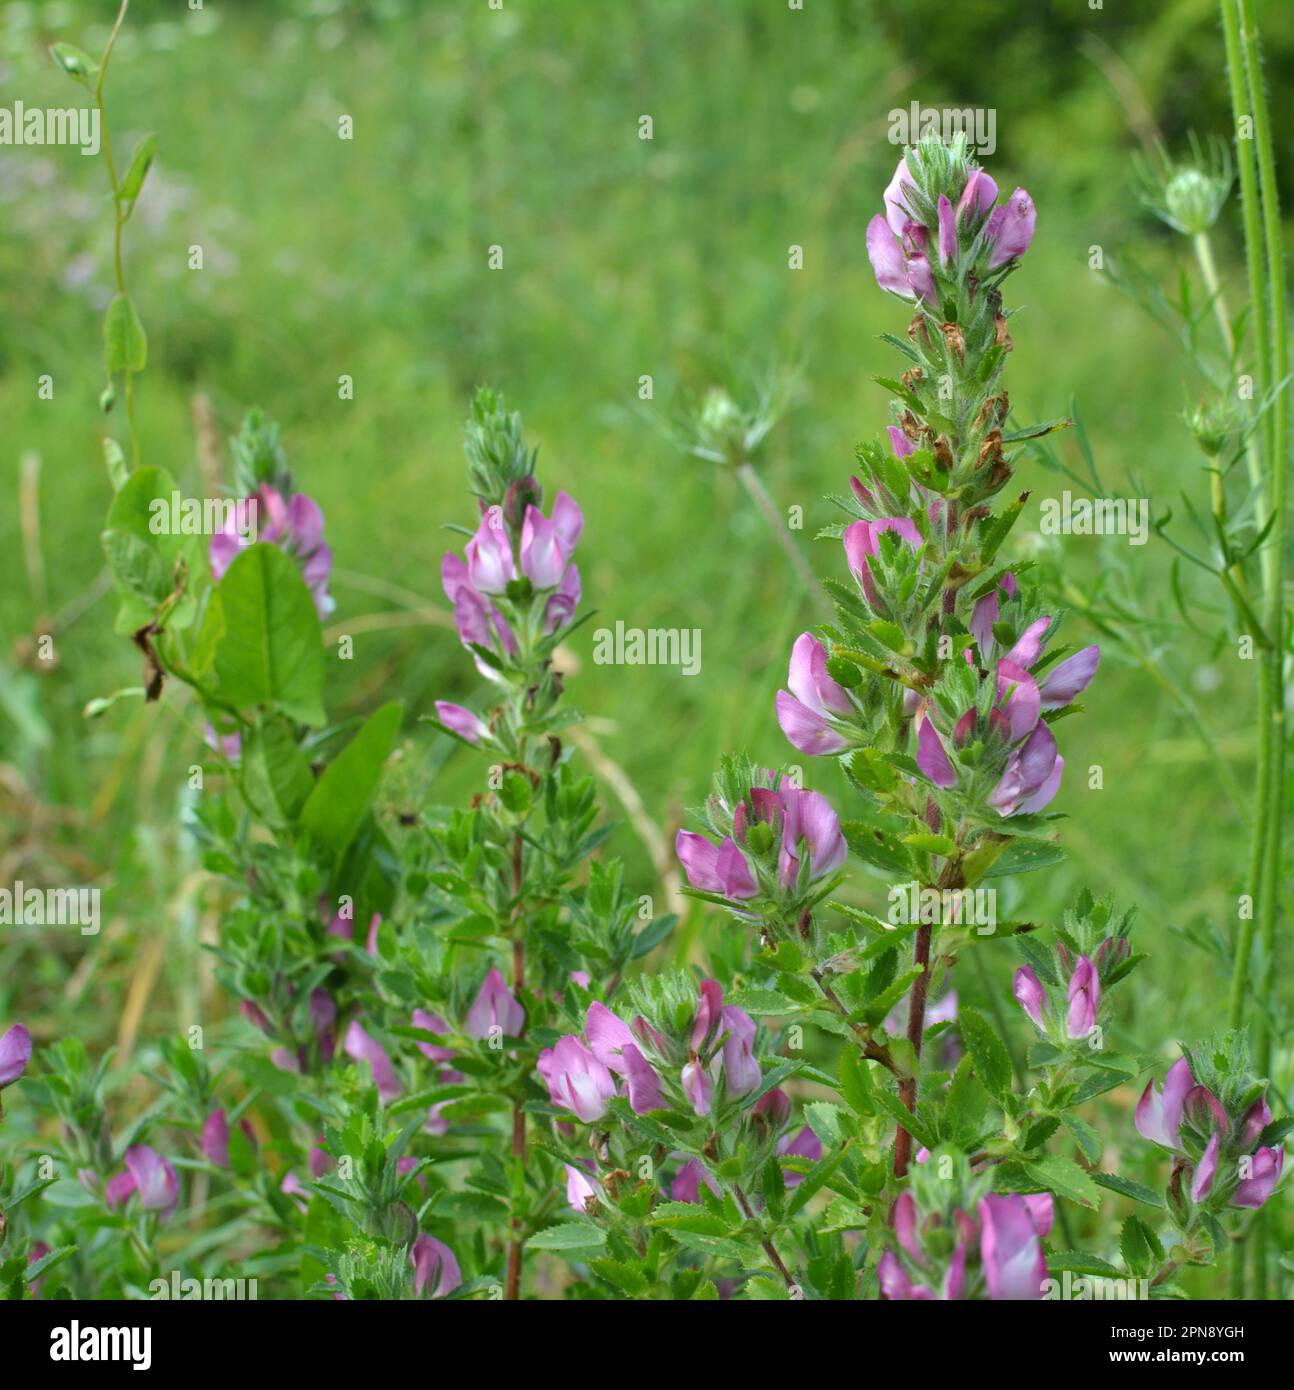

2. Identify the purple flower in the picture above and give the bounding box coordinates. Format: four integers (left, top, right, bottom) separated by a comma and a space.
106, 1145, 180, 1220
1242, 1096, 1273, 1148
412, 1009, 456, 1064
520, 505, 569, 588
202, 1108, 254, 1168
987, 188, 1037, 268
719, 1007, 761, 1098
671, 1158, 720, 1204
0, 1023, 31, 1087
843, 517, 921, 608
464, 513, 515, 593
916, 714, 957, 789
878, 1250, 936, 1301
1012, 966, 1048, 1030
202, 1109, 231, 1167
937, 194, 956, 266
1135, 1056, 1194, 1151
434, 700, 490, 744
1234, 1146, 1284, 1209
979, 1193, 1047, 1300
1191, 1131, 1220, 1202
537, 1035, 616, 1122
465, 967, 525, 1040
866, 214, 937, 303
410, 1235, 462, 1298
681, 1060, 713, 1118
343, 1021, 401, 1103
775, 785, 847, 886
544, 562, 582, 634
690, 979, 725, 1050
776, 1124, 822, 1184
1066, 955, 1100, 1040
776, 633, 853, 756
585, 1001, 664, 1113
210, 485, 335, 618
1039, 646, 1101, 709
675, 830, 758, 900
956, 168, 998, 221
564, 1163, 598, 1214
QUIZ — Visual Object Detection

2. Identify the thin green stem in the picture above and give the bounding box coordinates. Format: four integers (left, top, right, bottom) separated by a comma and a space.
735, 461, 830, 617
1219, 2, 1276, 1099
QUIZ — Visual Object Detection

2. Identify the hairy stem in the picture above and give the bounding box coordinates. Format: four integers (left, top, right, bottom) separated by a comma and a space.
736, 461, 830, 616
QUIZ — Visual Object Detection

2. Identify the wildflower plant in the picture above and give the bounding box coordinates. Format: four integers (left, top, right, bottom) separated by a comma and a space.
0, 1, 1287, 1311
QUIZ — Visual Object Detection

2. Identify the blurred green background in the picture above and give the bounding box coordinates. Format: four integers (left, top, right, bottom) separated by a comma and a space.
0, 0, 1290, 1256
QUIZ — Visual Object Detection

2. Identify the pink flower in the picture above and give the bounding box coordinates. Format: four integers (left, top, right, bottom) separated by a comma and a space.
410, 1235, 462, 1298
465, 967, 525, 1039
434, 700, 490, 744
105, 1145, 180, 1219
464, 513, 515, 594
1135, 1056, 1194, 1151
675, 830, 758, 900
209, 485, 335, 618
564, 1163, 598, 1214
776, 633, 854, 756
1234, 1146, 1284, 1209
0, 1023, 31, 1087
536, 1035, 616, 1122
1066, 955, 1100, 1039
979, 1193, 1047, 1300
987, 188, 1036, 268
343, 1021, 401, 1103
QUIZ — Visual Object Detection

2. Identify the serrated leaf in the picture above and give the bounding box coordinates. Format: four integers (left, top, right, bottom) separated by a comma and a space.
526, 1222, 607, 1252
958, 1007, 1012, 1098
1022, 1153, 1100, 1209
1090, 1172, 1164, 1208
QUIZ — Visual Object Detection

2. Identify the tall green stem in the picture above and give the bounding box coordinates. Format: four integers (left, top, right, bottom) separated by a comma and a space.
1221, 0, 1288, 1301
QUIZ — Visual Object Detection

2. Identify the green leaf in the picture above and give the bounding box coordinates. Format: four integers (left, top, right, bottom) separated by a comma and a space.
242, 715, 313, 825
958, 1007, 1012, 1098
526, 1222, 607, 1253
301, 701, 403, 855
981, 838, 1067, 879
1021, 1153, 1100, 1209
103, 293, 148, 374
116, 133, 157, 214
1120, 1215, 1162, 1277
838, 1048, 874, 1117
198, 543, 326, 725
49, 42, 98, 79
1061, 1113, 1103, 1165
786, 1141, 853, 1219
1090, 1171, 1164, 1208
100, 465, 198, 630
1046, 1250, 1122, 1278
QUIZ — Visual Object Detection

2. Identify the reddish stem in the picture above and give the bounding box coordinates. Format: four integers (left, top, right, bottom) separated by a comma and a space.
893, 922, 933, 1178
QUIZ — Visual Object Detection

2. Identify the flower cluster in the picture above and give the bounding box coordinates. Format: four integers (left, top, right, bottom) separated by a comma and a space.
1136, 1040, 1285, 1213
878, 1150, 1053, 1301
675, 763, 847, 909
